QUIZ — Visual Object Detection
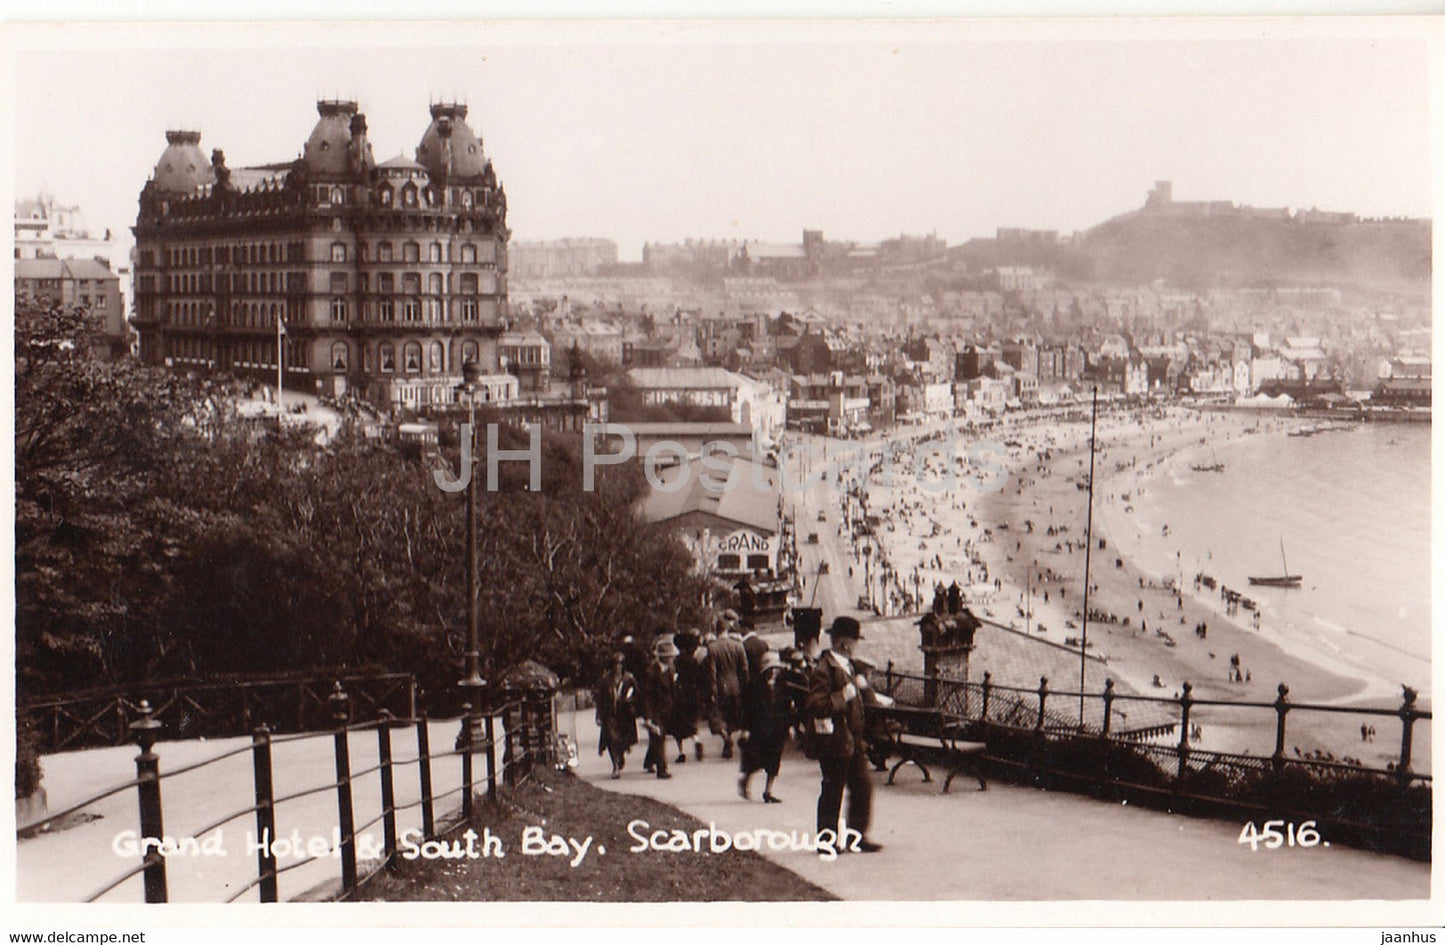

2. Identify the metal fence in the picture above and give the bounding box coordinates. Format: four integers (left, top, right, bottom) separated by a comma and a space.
878, 666, 1431, 859
16, 682, 558, 903
24, 673, 418, 752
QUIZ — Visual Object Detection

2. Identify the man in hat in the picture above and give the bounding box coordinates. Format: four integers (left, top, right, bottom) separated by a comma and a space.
641, 636, 680, 780
706, 610, 750, 760
804, 615, 883, 853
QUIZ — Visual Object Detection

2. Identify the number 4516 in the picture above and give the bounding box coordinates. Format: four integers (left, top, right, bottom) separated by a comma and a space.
1239, 820, 1322, 851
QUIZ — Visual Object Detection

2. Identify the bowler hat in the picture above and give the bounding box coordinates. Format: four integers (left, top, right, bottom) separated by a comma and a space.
827, 615, 863, 640
654, 637, 680, 657
759, 651, 782, 673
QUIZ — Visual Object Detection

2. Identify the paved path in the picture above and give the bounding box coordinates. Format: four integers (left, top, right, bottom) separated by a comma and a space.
566, 710, 1430, 906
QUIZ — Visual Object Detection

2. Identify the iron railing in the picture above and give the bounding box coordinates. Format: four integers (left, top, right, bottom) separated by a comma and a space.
16, 682, 559, 903
877, 665, 1431, 859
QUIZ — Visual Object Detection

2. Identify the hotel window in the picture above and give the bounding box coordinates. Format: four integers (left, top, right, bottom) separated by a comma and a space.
429, 341, 444, 373
427, 298, 442, 322
378, 273, 394, 294
461, 299, 477, 322
331, 298, 349, 322
460, 273, 478, 294
380, 343, 395, 373
331, 187, 344, 205
404, 342, 422, 373
747, 554, 770, 571
717, 554, 742, 571
461, 341, 478, 365
331, 342, 348, 372
428, 273, 443, 295
402, 184, 418, 207
461, 244, 477, 263
330, 272, 348, 294
378, 185, 393, 206
379, 299, 395, 322
429, 242, 443, 263
330, 242, 347, 263
96, 294, 106, 309
402, 273, 420, 295
403, 299, 420, 322
378, 242, 393, 262
403, 242, 420, 263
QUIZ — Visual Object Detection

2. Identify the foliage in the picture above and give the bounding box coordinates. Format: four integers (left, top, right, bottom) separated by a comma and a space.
15, 294, 709, 721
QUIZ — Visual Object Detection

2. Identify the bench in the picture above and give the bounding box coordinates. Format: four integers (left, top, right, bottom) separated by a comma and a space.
866, 704, 988, 793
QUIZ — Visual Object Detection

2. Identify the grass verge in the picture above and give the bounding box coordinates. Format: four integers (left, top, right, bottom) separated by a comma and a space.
359, 767, 836, 902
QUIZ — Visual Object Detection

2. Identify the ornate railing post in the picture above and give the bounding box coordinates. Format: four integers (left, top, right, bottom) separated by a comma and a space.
1397, 686, 1419, 787
1176, 682, 1193, 781
1036, 676, 1048, 731
416, 713, 435, 840
1100, 679, 1115, 739
376, 710, 398, 870
250, 724, 278, 903
1271, 684, 1290, 774
129, 700, 168, 903
329, 682, 357, 895
459, 704, 475, 820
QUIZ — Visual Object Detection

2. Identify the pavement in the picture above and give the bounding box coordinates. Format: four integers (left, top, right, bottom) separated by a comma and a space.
566, 709, 1432, 909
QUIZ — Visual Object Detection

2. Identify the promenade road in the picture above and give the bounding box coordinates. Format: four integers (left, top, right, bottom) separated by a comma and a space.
570, 710, 1431, 910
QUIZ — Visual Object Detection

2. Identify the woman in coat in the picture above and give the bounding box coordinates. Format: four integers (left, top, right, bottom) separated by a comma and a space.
593, 652, 639, 778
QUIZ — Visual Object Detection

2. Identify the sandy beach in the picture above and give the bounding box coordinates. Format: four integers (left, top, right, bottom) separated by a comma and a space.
853, 405, 1422, 768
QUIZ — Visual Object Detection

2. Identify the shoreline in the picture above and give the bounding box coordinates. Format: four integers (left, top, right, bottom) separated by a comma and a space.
862, 405, 1419, 764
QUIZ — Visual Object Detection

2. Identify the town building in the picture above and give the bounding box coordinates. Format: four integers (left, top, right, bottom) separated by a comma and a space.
14, 256, 128, 359
509, 238, 617, 279
640, 455, 784, 581
131, 100, 512, 413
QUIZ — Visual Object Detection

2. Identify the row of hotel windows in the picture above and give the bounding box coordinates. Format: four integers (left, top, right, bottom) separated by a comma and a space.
165, 298, 496, 327
166, 337, 486, 376
312, 183, 494, 212
328, 241, 496, 264
158, 268, 499, 295
153, 238, 498, 269
167, 336, 306, 370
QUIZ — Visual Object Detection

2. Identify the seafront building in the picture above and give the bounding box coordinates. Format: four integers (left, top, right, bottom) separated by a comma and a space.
131, 100, 515, 413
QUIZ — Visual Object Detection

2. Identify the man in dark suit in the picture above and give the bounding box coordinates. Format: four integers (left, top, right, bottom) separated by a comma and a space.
642, 637, 680, 780
805, 615, 883, 853
706, 610, 749, 759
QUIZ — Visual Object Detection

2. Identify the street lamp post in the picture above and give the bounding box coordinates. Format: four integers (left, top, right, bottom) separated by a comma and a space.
455, 362, 487, 747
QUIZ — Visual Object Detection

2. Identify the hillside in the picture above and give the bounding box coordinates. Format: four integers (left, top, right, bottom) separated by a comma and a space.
1073, 212, 1430, 290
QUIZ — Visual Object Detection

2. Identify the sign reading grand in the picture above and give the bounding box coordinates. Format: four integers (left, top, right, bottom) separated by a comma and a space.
717, 530, 772, 555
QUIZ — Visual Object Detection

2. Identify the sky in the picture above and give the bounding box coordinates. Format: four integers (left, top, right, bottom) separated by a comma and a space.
4, 18, 1436, 261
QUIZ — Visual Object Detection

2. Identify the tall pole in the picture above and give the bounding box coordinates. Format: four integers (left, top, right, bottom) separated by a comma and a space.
1079, 386, 1098, 728
457, 362, 487, 750
275, 312, 284, 421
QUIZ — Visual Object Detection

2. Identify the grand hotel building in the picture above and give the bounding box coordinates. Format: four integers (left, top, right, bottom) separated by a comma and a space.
132, 100, 518, 411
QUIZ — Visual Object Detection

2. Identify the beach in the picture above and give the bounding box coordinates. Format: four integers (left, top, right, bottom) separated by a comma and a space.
853, 405, 1425, 768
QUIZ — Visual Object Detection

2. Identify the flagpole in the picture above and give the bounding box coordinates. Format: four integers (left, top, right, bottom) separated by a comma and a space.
276, 312, 284, 421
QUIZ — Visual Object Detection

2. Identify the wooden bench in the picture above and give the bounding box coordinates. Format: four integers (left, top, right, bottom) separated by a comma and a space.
867, 704, 988, 793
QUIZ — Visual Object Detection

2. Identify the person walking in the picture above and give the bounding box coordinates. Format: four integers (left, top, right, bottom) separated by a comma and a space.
707, 610, 750, 760
593, 651, 638, 779
805, 615, 883, 853
741, 621, 769, 678
641, 637, 680, 780
672, 629, 706, 763
738, 651, 790, 804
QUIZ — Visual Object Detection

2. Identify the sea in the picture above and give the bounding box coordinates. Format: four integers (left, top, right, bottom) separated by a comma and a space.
1103, 419, 1431, 703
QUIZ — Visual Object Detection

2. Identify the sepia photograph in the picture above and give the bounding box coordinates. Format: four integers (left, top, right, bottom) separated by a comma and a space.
3, 10, 1439, 931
